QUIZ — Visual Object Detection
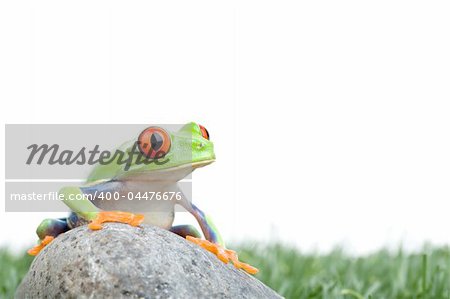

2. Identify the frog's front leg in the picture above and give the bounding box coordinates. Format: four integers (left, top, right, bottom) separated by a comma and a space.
28, 184, 145, 256
180, 200, 258, 275
70, 183, 145, 230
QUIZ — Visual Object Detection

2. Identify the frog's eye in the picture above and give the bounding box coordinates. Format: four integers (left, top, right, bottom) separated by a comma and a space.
198, 124, 210, 140
137, 127, 171, 159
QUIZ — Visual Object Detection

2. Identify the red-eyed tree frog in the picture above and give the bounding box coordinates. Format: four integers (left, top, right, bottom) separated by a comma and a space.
28, 122, 258, 275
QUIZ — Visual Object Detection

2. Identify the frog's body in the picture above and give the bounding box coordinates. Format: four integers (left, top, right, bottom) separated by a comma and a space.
29, 123, 257, 274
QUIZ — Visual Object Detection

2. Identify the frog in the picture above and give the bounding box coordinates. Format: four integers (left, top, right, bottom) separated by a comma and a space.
28, 122, 258, 275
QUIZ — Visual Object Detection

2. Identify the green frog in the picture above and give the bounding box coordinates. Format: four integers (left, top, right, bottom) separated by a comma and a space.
28, 122, 257, 274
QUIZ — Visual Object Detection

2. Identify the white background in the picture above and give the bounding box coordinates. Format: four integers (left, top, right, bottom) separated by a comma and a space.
1, 1, 449, 254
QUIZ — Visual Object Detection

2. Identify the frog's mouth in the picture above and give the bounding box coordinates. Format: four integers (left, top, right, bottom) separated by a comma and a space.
191, 159, 215, 169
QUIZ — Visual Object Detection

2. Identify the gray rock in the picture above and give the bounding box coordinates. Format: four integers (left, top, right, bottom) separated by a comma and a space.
16, 223, 282, 299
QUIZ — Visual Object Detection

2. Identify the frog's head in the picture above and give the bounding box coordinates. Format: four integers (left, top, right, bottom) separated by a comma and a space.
88, 122, 215, 182
178, 122, 216, 168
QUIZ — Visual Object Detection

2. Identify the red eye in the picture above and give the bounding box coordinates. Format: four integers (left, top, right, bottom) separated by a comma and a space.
198, 124, 210, 140
137, 127, 171, 159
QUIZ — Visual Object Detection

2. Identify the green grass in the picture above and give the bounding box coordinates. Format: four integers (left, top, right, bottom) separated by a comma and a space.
238, 243, 450, 299
2, 245, 450, 299
0, 249, 33, 299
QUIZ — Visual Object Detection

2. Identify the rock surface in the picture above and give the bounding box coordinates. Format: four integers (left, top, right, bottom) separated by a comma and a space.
16, 223, 282, 299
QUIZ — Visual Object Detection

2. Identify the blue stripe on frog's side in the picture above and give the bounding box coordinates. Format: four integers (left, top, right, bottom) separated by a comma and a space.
67, 212, 90, 229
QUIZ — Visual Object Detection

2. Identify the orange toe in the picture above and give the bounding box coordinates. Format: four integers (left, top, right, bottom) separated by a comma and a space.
186, 236, 259, 275
226, 248, 259, 274
27, 235, 55, 256
88, 211, 145, 230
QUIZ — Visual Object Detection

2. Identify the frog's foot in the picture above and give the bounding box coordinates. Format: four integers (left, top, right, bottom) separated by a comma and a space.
88, 211, 145, 230
27, 236, 55, 256
186, 236, 259, 275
